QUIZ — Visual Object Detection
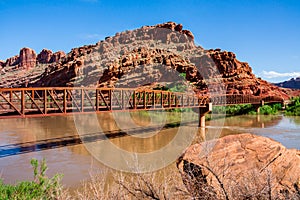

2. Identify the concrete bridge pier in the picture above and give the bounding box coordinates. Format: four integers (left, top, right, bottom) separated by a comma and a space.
199, 103, 212, 127
254, 100, 264, 114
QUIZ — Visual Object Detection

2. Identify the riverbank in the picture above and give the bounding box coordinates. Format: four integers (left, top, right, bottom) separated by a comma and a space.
212, 96, 300, 116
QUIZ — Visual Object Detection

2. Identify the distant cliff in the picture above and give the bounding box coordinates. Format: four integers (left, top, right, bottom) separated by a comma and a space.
274, 77, 300, 89
0, 48, 65, 69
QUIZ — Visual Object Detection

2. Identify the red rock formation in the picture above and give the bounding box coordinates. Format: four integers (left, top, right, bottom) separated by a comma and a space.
98, 47, 204, 89
50, 51, 66, 63
37, 49, 53, 63
37, 49, 66, 64
0, 48, 66, 87
0, 21, 298, 99
19, 47, 37, 69
204, 49, 290, 99
0, 60, 5, 67
4, 55, 19, 66
177, 133, 300, 199
156, 21, 194, 40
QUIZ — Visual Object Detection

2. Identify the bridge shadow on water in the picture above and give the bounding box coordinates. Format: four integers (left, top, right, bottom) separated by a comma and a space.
0, 120, 197, 158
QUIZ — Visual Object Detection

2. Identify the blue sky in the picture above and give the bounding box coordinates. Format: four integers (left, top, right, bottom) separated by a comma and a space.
0, 0, 300, 82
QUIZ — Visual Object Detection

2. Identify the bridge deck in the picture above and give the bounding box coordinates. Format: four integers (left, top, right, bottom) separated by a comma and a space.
0, 87, 284, 118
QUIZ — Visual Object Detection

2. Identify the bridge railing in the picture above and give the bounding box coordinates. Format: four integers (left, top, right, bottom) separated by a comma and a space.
0, 87, 284, 117
210, 94, 284, 106
210, 94, 261, 105
0, 87, 207, 117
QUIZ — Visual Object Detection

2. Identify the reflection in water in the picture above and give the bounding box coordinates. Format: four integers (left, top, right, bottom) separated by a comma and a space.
73, 111, 200, 172
287, 116, 300, 125
0, 113, 299, 187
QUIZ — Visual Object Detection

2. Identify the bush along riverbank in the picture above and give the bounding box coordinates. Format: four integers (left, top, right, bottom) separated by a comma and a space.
211, 96, 300, 116
0, 159, 63, 199
285, 96, 300, 116
212, 103, 283, 116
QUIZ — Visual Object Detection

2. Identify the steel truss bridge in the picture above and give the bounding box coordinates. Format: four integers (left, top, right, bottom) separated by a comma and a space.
0, 87, 284, 118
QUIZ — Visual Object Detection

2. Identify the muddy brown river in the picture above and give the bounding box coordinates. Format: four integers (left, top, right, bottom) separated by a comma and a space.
0, 112, 299, 187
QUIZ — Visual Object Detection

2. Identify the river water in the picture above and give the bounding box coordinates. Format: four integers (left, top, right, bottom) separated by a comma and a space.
0, 112, 299, 187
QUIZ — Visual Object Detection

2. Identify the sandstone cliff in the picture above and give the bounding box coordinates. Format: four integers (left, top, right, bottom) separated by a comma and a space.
2, 47, 65, 69
0, 22, 293, 99
0, 48, 66, 87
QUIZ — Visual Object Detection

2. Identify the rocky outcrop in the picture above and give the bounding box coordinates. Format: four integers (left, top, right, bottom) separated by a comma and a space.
50, 51, 66, 63
3, 48, 65, 69
177, 133, 300, 199
19, 47, 37, 69
4, 55, 19, 66
36, 49, 66, 64
97, 47, 204, 89
37, 49, 53, 63
155, 21, 194, 40
0, 60, 5, 67
0, 48, 66, 87
205, 49, 290, 98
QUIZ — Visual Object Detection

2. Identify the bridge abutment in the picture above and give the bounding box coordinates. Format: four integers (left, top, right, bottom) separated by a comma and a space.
199, 103, 212, 127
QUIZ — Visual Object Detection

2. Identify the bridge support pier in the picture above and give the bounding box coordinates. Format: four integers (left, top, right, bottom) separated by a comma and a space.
199, 103, 212, 127
254, 100, 264, 114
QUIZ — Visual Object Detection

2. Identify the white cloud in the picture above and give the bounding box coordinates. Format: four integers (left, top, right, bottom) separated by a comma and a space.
78, 33, 105, 40
261, 71, 300, 79
84, 33, 102, 39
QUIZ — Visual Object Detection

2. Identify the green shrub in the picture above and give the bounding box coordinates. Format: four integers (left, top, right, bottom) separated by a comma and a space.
285, 96, 300, 116
212, 104, 255, 116
259, 103, 281, 115
212, 103, 282, 116
0, 158, 63, 200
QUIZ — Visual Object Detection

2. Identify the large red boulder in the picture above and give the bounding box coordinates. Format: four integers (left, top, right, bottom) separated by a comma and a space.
177, 133, 300, 199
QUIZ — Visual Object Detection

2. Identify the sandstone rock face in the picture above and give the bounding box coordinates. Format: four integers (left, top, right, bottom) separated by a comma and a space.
206, 49, 290, 99
98, 47, 204, 90
0, 47, 66, 87
19, 47, 37, 69
4, 55, 19, 66
0, 22, 295, 99
50, 51, 66, 63
37, 49, 66, 64
0, 60, 5, 67
37, 49, 53, 63
177, 134, 300, 199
